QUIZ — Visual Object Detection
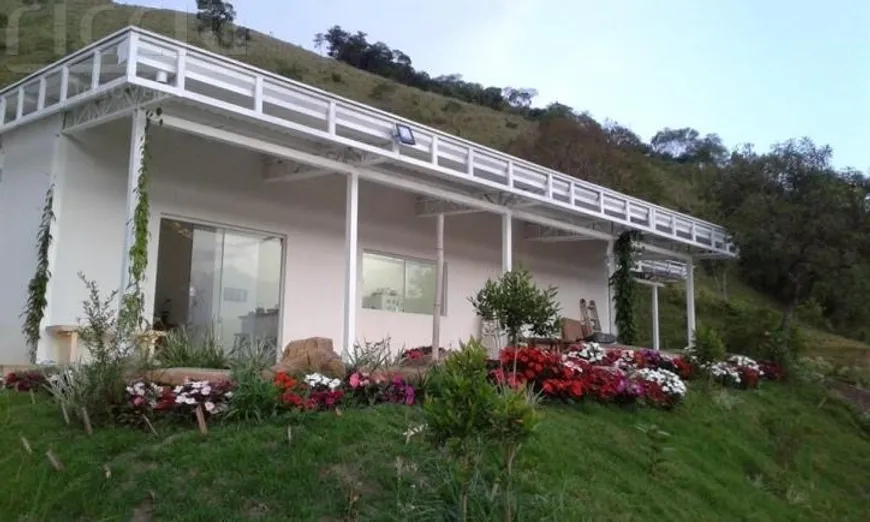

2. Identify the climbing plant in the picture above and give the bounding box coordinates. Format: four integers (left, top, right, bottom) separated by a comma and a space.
609, 230, 641, 345
117, 107, 162, 346
22, 184, 55, 363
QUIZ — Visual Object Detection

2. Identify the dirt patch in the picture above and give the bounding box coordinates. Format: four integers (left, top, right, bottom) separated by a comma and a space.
320, 463, 380, 496
828, 380, 870, 413
130, 491, 157, 522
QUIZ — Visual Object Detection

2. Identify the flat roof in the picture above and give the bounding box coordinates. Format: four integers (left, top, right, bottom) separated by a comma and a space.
0, 26, 736, 259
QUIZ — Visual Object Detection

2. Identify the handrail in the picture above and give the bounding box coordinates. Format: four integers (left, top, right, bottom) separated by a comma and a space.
0, 26, 736, 257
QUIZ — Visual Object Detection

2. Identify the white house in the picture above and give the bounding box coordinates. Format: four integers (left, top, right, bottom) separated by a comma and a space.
0, 27, 737, 365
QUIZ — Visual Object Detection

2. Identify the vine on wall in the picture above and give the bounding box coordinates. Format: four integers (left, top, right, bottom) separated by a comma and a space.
22, 184, 55, 363
609, 230, 641, 346
117, 108, 162, 343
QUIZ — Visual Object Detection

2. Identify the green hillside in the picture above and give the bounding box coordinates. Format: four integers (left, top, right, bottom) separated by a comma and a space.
1, 0, 868, 370
3, 384, 870, 520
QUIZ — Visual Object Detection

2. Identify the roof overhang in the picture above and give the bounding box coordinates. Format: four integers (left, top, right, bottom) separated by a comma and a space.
0, 26, 738, 261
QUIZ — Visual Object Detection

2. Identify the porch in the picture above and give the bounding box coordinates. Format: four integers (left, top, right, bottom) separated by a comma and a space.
38, 116, 615, 361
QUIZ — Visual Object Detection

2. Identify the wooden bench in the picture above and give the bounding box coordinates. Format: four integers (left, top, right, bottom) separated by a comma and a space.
44, 325, 167, 363
45, 324, 80, 363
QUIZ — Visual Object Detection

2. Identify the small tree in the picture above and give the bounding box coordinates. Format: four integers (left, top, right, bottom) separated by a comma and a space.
469, 267, 562, 345
424, 339, 539, 521
196, 0, 240, 47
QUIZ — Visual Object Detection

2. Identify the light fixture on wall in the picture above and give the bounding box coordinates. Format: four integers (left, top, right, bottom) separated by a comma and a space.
393, 123, 416, 146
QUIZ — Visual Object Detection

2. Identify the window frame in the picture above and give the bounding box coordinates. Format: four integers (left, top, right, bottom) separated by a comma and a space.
361, 249, 447, 316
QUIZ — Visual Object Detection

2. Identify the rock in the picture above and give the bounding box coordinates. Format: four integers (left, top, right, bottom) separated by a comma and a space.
141, 367, 232, 386
270, 337, 345, 378
370, 365, 430, 384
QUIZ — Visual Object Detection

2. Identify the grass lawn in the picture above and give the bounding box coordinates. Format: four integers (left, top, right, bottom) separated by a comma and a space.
3, 382, 869, 521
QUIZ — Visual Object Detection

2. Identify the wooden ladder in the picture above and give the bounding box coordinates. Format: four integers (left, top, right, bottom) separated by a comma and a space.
579, 299, 603, 333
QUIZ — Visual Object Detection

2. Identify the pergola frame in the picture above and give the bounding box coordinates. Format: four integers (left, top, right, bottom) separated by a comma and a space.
0, 26, 737, 354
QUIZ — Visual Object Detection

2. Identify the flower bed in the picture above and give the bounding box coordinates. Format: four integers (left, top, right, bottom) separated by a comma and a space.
122, 379, 236, 420
3, 370, 48, 392
118, 370, 420, 422
4, 342, 781, 424
491, 343, 779, 409
400, 346, 447, 366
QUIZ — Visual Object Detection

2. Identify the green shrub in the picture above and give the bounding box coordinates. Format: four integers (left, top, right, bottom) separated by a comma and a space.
424, 338, 539, 521
276, 61, 306, 81
155, 326, 229, 369
224, 338, 278, 422
718, 302, 779, 356
226, 366, 278, 423
692, 322, 726, 365
795, 298, 828, 330
489, 383, 540, 521
229, 338, 275, 373
469, 267, 562, 345
47, 275, 139, 421
369, 81, 397, 100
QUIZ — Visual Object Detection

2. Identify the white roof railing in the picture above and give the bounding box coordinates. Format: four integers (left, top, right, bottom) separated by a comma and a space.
633, 260, 688, 281
0, 26, 737, 258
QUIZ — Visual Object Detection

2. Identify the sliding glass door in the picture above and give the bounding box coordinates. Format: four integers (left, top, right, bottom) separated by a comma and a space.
154, 218, 283, 353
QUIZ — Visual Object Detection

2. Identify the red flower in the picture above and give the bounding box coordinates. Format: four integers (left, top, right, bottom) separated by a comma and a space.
274, 372, 298, 392
673, 357, 694, 380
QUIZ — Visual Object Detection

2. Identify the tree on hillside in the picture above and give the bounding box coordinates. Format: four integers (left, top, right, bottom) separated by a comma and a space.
503, 87, 538, 109
711, 138, 870, 329
313, 25, 534, 113
196, 0, 249, 47
509, 114, 666, 203
651, 127, 726, 165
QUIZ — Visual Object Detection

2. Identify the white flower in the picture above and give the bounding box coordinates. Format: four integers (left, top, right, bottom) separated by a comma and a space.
204, 401, 215, 413
561, 357, 586, 373
200, 385, 212, 396
633, 368, 687, 397
566, 342, 606, 364
225, 391, 234, 398
173, 385, 184, 394
304, 373, 337, 388
705, 361, 741, 384
727, 355, 763, 375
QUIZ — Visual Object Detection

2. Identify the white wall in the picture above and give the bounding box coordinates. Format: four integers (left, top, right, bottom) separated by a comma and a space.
0, 116, 63, 364
45, 119, 610, 359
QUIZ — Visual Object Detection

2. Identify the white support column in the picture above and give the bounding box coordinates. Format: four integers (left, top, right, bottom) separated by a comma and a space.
686, 260, 696, 347
432, 213, 445, 359
38, 122, 69, 362
342, 172, 360, 359
606, 240, 616, 335
652, 284, 660, 351
119, 109, 147, 295
501, 213, 513, 273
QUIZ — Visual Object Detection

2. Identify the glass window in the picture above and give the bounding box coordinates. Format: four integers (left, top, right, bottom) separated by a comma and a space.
362, 251, 446, 315
154, 218, 283, 354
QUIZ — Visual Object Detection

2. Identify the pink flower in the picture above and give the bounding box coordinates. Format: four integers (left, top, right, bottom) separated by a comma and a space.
349, 372, 370, 389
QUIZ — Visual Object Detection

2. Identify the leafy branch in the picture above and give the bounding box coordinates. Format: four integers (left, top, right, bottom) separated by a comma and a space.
117, 108, 162, 344
609, 231, 640, 345
22, 184, 55, 363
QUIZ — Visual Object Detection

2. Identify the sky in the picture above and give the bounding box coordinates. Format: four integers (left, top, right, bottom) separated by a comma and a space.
120, 0, 870, 170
